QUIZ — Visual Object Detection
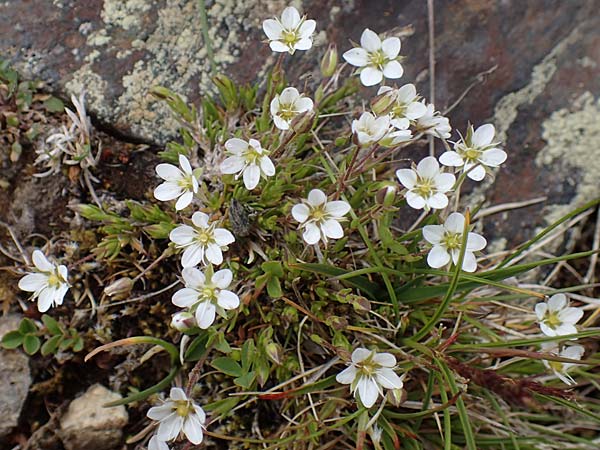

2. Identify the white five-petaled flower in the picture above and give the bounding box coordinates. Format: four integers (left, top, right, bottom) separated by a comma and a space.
422, 212, 487, 273
148, 435, 169, 450
343, 28, 403, 86
169, 212, 235, 268
220, 138, 275, 190
541, 343, 585, 386
172, 267, 240, 329
262, 6, 316, 54
396, 156, 455, 210
291, 189, 351, 245
146, 387, 206, 446
270, 87, 314, 130
352, 112, 390, 146
336, 348, 404, 408
535, 294, 583, 337
154, 155, 200, 210
440, 124, 507, 181
415, 103, 451, 139
18, 250, 70, 313
377, 85, 427, 130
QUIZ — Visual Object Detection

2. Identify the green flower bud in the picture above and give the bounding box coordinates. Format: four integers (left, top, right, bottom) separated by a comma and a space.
320, 45, 338, 77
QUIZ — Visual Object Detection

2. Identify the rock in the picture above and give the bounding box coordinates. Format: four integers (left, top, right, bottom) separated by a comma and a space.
0, 314, 32, 440
59, 384, 128, 450
1, 0, 599, 245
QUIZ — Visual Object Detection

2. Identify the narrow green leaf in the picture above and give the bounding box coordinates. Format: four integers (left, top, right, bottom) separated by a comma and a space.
212, 357, 243, 377
41, 335, 62, 356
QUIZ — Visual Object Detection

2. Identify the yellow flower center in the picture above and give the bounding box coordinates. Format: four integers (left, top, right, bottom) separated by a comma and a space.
369, 50, 387, 69
197, 230, 213, 245
548, 360, 564, 372
174, 400, 193, 417
278, 103, 297, 121
391, 103, 407, 118
544, 311, 562, 329
243, 145, 264, 165
282, 30, 299, 46
47, 272, 62, 288
441, 232, 462, 250
414, 178, 434, 198
201, 287, 217, 301
178, 174, 194, 191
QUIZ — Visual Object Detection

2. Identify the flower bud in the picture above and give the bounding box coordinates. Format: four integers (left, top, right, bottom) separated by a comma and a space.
320, 45, 338, 77
371, 88, 397, 116
375, 183, 397, 207
387, 387, 406, 407
265, 342, 284, 365
171, 311, 196, 332
291, 110, 315, 134
103, 277, 133, 299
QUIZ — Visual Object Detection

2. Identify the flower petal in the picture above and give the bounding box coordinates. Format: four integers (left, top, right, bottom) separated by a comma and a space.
372, 352, 396, 367
281, 6, 301, 29
217, 290, 240, 310
360, 28, 381, 52
302, 223, 321, 245
461, 251, 478, 272
375, 368, 403, 389
427, 246, 450, 268
343, 48, 369, 67
156, 163, 181, 181
445, 213, 465, 233
427, 193, 449, 209
300, 20, 316, 38
480, 148, 507, 167
439, 151, 464, 167
351, 348, 373, 363
422, 225, 444, 245
292, 203, 310, 223
147, 403, 174, 421
178, 155, 192, 174
157, 414, 183, 442
357, 376, 379, 408
466, 164, 486, 181
472, 123, 495, 147
18, 273, 48, 292
396, 168, 417, 189
405, 191, 426, 209
321, 219, 344, 239
381, 37, 401, 58
416, 156, 440, 178
307, 189, 327, 206
170, 387, 187, 401
212, 269, 233, 289
155, 182, 183, 202
243, 164, 261, 190
434, 173, 456, 192
360, 67, 383, 86
466, 232, 487, 251
535, 302, 548, 321
191, 212, 210, 228
172, 288, 199, 308
214, 228, 235, 246
169, 225, 195, 245
260, 156, 276, 176
382, 60, 403, 79
325, 201, 350, 218
148, 435, 170, 450
336, 365, 357, 385
37, 287, 56, 312
195, 301, 217, 329
175, 191, 193, 211
182, 267, 205, 287
220, 156, 246, 175
548, 294, 567, 312
205, 244, 223, 266
183, 414, 204, 445
558, 307, 583, 325
181, 245, 204, 268
262, 19, 282, 40
32, 250, 54, 272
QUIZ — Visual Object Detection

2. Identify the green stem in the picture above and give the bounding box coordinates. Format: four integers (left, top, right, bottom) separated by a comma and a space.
198, 0, 216, 75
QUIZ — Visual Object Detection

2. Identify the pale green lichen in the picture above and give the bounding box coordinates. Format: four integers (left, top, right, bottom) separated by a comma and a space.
536, 91, 600, 224
493, 24, 583, 143
101, 0, 151, 30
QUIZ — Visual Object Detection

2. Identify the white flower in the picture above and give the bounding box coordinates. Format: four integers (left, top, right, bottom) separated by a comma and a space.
148, 435, 169, 450
336, 348, 404, 408
146, 387, 206, 445
154, 155, 200, 210
18, 250, 70, 312
343, 28, 403, 86
416, 103, 451, 139
541, 343, 585, 385
169, 212, 235, 268
535, 294, 583, 337
440, 124, 507, 181
377, 85, 427, 129
422, 212, 487, 272
270, 87, 314, 130
172, 267, 240, 329
220, 138, 275, 190
262, 6, 316, 54
291, 189, 351, 245
396, 156, 455, 210
351, 112, 390, 146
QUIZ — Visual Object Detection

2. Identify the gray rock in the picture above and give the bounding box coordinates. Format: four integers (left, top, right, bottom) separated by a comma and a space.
59, 383, 128, 450
0, 314, 32, 439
